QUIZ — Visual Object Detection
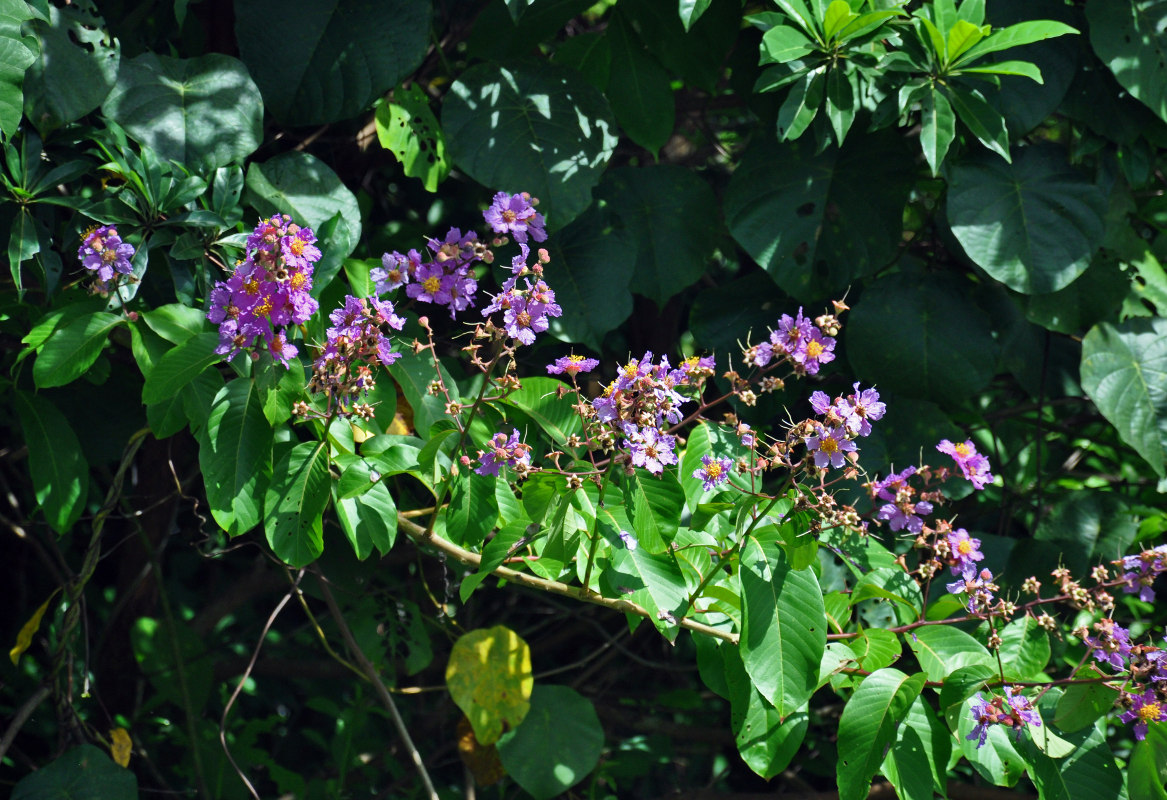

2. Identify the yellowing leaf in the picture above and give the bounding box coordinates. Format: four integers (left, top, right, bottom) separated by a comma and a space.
10, 590, 58, 665
446, 625, 533, 745
109, 728, 132, 767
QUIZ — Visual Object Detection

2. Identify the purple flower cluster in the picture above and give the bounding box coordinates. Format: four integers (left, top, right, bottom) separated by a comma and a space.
476, 429, 532, 477
1119, 544, 1167, 602
870, 467, 933, 532
967, 688, 1042, 748
483, 191, 546, 244
547, 354, 600, 377
622, 423, 678, 475
937, 439, 994, 490
483, 249, 562, 345
946, 529, 984, 578
804, 384, 884, 470
946, 567, 997, 614
693, 454, 732, 491
78, 225, 135, 288
371, 227, 486, 320
1085, 618, 1134, 671
206, 215, 320, 366
745, 307, 836, 375
307, 296, 405, 411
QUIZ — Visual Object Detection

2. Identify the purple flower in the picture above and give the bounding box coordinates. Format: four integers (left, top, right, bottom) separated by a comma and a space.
967, 693, 995, 748
484, 191, 546, 243
310, 296, 404, 407
547, 354, 600, 377
622, 423, 678, 476
947, 568, 996, 614
78, 225, 135, 283
738, 423, 755, 448
937, 439, 995, 490
805, 425, 856, 469
878, 499, 933, 533
947, 529, 985, 579
792, 328, 836, 375
1005, 687, 1042, 739
476, 429, 532, 477
1084, 619, 1133, 671
838, 383, 885, 437
809, 390, 832, 415
1120, 690, 1166, 741
773, 308, 813, 355
672, 355, 716, 383
1120, 545, 1167, 603
618, 530, 638, 551
693, 455, 732, 492
615, 352, 654, 391
372, 249, 421, 293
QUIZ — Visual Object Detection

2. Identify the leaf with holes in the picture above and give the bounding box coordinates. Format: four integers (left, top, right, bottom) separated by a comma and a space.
375, 84, 449, 192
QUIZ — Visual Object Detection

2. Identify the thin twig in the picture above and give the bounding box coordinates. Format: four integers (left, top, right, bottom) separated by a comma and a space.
0, 685, 51, 763
314, 570, 441, 800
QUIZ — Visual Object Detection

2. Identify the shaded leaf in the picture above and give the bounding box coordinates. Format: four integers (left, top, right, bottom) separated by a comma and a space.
264, 440, 330, 567
496, 684, 603, 800
12, 745, 136, 800
13, 391, 88, 535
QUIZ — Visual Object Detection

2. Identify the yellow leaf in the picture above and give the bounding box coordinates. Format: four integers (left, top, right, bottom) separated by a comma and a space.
446, 625, 533, 745
109, 727, 132, 767
9, 590, 58, 666
351, 422, 373, 443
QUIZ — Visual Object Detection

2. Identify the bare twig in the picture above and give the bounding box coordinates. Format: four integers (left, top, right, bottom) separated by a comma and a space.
0, 685, 51, 763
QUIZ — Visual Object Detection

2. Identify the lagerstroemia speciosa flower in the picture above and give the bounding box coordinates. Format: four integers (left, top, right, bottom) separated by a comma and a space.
476, 429, 532, 477
307, 296, 405, 412
1119, 544, 1167, 602
1121, 690, 1167, 740
938, 438, 995, 489
78, 224, 135, 287
967, 688, 1041, 748
547, 354, 599, 377
946, 529, 985, 579
206, 214, 320, 366
693, 455, 732, 492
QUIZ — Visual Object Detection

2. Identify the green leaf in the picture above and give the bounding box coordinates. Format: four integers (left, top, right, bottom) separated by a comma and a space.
825, 65, 858, 144
836, 668, 926, 800
726, 640, 808, 779
604, 535, 688, 640
958, 20, 1078, 67
13, 391, 88, 535
1080, 318, 1167, 477
946, 84, 1011, 161
8, 207, 39, 293
461, 519, 529, 601
12, 745, 136, 800
234, 0, 430, 125
946, 19, 988, 64
822, 0, 854, 43
496, 684, 603, 800
625, 468, 685, 554
540, 205, 635, 350
265, 440, 330, 567
996, 614, 1050, 680
849, 627, 901, 672
141, 332, 221, 405
141, 303, 207, 344
447, 472, 499, 549
550, 31, 611, 91
33, 312, 122, 389
443, 61, 618, 231
199, 379, 272, 537
244, 152, 362, 292
688, 271, 788, 355
446, 625, 533, 745
1129, 720, 1167, 800
1032, 492, 1138, 575
846, 272, 996, 406
333, 455, 397, 560
501, 376, 583, 446
1054, 682, 1120, 734
374, 84, 449, 192
1026, 723, 1124, 800
959, 60, 1044, 83
724, 130, 914, 300
881, 697, 951, 800
907, 625, 993, 682
102, 53, 262, 171
678, 0, 714, 32
760, 24, 816, 63
22, 0, 119, 132
920, 84, 956, 175
947, 146, 1107, 294
739, 537, 826, 716
595, 164, 720, 308
0, 0, 36, 139
606, 12, 675, 155
777, 67, 825, 141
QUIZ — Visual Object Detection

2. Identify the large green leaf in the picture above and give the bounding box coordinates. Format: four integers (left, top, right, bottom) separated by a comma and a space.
946, 146, 1107, 294
1088, 1, 1167, 125
140, 331, 220, 405
604, 536, 688, 641
1030, 492, 1138, 575
13, 391, 88, 535
724, 130, 914, 300
1129, 720, 1167, 800
0, 0, 36, 139
333, 454, 397, 560
595, 165, 721, 308
447, 472, 499, 550
835, 668, 926, 800
497, 684, 603, 800
501, 376, 583, 445
102, 53, 262, 171
22, 0, 119, 132
1080, 317, 1167, 477
12, 745, 136, 800
723, 641, 809, 779
906, 625, 993, 682
845, 272, 996, 406
374, 83, 450, 192
244, 152, 362, 293
264, 440, 330, 567
739, 537, 826, 716
1054, 682, 1121, 734
541, 205, 635, 350
880, 697, 951, 800
1026, 724, 1125, 800
32, 312, 122, 389
234, 0, 430, 125
625, 468, 685, 554
605, 11, 675, 155
995, 614, 1051, 681
443, 60, 618, 231
199, 379, 272, 537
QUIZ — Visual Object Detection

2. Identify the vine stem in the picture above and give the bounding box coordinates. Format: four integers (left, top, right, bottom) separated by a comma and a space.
397, 513, 739, 644
314, 570, 441, 800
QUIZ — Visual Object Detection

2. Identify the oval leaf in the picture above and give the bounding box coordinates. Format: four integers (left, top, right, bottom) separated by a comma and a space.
13, 391, 88, 534
199, 378, 272, 537
33, 311, 122, 389
446, 625, 533, 745
264, 440, 330, 567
